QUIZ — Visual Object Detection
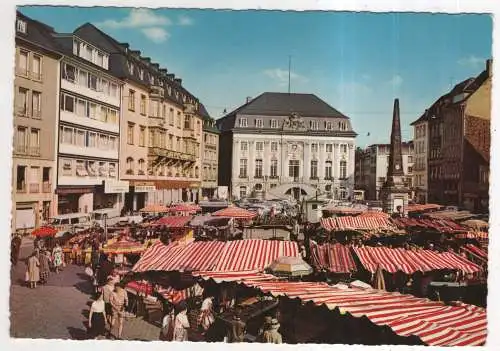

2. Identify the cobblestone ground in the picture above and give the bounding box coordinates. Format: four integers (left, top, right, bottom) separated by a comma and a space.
10, 237, 160, 341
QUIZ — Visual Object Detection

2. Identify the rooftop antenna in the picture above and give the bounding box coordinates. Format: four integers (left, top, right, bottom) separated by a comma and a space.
288, 55, 291, 94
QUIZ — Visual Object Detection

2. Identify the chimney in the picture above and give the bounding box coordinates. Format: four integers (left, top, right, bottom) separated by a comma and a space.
246, 96, 252, 103
486, 59, 492, 77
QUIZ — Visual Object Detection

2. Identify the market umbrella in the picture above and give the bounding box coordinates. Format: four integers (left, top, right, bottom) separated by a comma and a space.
102, 237, 145, 255
462, 219, 489, 230
372, 265, 386, 290
31, 226, 58, 238
267, 256, 313, 277
169, 203, 201, 214
140, 204, 170, 213
212, 206, 257, 219
359, 211, 390, 219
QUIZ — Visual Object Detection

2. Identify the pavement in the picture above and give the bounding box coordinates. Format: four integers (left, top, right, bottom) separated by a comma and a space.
10, 237, 160, 340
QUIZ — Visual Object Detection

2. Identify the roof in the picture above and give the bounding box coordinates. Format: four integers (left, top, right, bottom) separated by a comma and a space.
16, 11, 62, 55
224, 92, 348, 118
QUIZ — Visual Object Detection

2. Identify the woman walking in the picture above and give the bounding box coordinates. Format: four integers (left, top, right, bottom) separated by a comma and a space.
52, 243, 63, 274
198, 296, 215, 333
88, 293, 108, 339
39, 250, 51, 285
110, 283, 128, 339
26, 252, 40, 289
159, 305, 175, 341
173, 302, 190, 342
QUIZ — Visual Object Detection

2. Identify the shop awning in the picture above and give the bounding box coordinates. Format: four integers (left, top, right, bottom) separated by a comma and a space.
238, 279, 486, 346
463, 244, 487, 259
392, 218, 464, 232
140, 204, 170, 213
321, 216, 394, 231
309, 241, 356, 273
192, 270, 277, 283
133, 239, 299, 273
353, 246, 482, 274
156, 283, 204, 304
154, 215, 193, 228
212, 206, 257, 219
406, 204, 443, 212
213, 239, 299, 272
169, 203, 201, 213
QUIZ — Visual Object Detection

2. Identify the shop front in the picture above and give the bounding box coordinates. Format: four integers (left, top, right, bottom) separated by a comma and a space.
126, 181, 156, 212
92, 180, 130, 211
152, 180, 201, 204
56, 186, 96, 214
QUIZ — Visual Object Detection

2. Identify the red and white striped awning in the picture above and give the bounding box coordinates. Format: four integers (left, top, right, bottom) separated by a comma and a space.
169, 203, 201, 213
133, 239, 299, 273
463, 244, 487, 260
213, 239, 299, 272
321, 216, 393, 231
238, 280, 486, 346
406, 204, 443, 212
212, 206, 257, 219
192, 270, 277, 283
156, 283, 204, 304
153, 215, 193, 228
353, 246, 482, 274
455, 231, 488, 239
309, 241, 356, 273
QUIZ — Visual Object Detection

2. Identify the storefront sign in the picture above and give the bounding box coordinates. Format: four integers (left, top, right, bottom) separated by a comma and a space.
135, 185, 156, 192
104, 180, 130, 194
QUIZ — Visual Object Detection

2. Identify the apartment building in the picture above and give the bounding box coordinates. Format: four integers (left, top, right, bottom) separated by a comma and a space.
354, 142, 414, 201
410, 112, 429, 204
200, 104, 219, 198
73, 23, 204, 208
12, 13, 61, 233
53, 31, 123, 214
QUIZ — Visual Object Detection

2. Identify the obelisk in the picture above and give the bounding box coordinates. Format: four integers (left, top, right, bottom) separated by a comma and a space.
380, 98, 409, 216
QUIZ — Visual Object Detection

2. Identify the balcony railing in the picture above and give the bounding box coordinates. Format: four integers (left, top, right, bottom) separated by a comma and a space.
29, 183, 39, 193
148, 147, 196, 162
42, 182, 51, 193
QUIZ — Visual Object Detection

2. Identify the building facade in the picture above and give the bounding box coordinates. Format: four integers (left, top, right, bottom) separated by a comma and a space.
410, 113, 429, 203
217, 93, 357, 201
354, 142, 414, 201
73, 24, 204, 209
54, 32, 123, 214
12, 13, 61, 233
200, 104, 219, 198
425, 59, 491, 212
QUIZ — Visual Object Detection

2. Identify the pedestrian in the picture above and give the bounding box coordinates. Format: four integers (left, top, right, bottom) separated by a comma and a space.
26, 251, 40, 289
88, 293, 108, 339
256, 316, 272, 342
198, 296, 215, 333
227, 307, 246, 343
159, 305, 175, 341
97, 255, 114, 286
39, 250, 51, 285
263, 318, 283, 344
173, 302, 190, 342
110, 282, 128, 339
52, 243, 63, 274
11, 235, 21, 266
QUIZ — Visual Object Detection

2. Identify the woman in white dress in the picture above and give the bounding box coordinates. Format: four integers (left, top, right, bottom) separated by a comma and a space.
88, 293, 108, 339
198, 296, 215, 332
173, 302, 190, 341
52, 244, 63, 274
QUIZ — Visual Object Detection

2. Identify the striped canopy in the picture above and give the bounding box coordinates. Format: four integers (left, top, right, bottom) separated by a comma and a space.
140, 204, 170, 213
153, 215, 192, 228
321, 216, 394, 231
309, 241, 357, 273
406, 204, 443, 212
212, 206, 257, 219
169, 203, 201, 213
102, 237, 145, 254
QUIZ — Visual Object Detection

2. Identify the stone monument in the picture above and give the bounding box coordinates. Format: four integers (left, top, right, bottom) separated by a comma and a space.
380, 98, 409, 216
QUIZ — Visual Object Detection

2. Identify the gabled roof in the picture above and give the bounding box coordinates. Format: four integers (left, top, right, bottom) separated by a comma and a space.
223, 92, 348, 118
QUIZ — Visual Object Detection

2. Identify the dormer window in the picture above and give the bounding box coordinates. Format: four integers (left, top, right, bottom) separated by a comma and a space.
139, 69, 144, 80
16, 19, 27, 34
128, 62, 134, 75
270, 119, 278, 128
255, 119, 263, 128
239, 118, 248, 127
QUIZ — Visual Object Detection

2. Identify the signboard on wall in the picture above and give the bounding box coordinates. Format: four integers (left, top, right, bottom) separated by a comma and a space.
104, 180, 130, 194
217, 186, 228, 200
135, 185, 156, 193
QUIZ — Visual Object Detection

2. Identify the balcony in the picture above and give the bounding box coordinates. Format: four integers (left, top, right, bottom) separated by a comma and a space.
42, 182, 51, 193
148, 147, 196, 162
148, 116, 167, 128
149, 85, 164, 99
29, 183, 40, 193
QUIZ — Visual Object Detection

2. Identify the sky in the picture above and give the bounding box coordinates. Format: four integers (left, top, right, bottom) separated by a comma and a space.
19, 6, 492, 147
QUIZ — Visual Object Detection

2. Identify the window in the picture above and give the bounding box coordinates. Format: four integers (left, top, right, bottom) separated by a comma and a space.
140, 95, 146, 115
85, 45, 92, 61
340, 160, 347, 179
408, 166, 413, 174
240, 142, 248, 152
255, 159, 263, 178
30, 128, 40, 155
128, 90, 135, 111
169, 109, 174, 125
15, 126, 27, 153
30, 91, 41, 118
62, 94, 75, 113
16, 165, 26, 192
32, 55, 41, 80
162, 105, 166, 119
16, 19, 27, 33
87, 132, 96, 148
126, 157, 134, 174
255, 184, 263, 191
256, 142, 264, 152
255, 119, 263, 128
72, 39, 79, 56
310, 160, 318, 179
109, 83, 118, 97
76, 99, 86, 117
177, 112, 181, 128
239, 159, 248, 177
325, 121, 333, 130
17, 88, 28, 115
239, 118, 248, 127
271, 142, 278, 152
309, 120, 319, 130
408, 155, 413, 163
75, 129, 85, 146
340, 144, 347, 154
326, 144, 333, 153
138, 159, 145, 174
339, 187, 347, 200
289, 160, 300, 178
61, 158, 72, 176
311, 143, 318, 153
97, 52, 104, 67
239, 186, 247, 199
60, 126, 73, 144
18, 50, 28, 76
270, 119, 278, 128
325, 161, 332, 179
270, 159, 278, 178
100, 79, 109, 94
88, 103, 97, 119
87, 73, 98, 90
127, 123, 134, 145
139, 126, 146, 147
77, 69, 87, 87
